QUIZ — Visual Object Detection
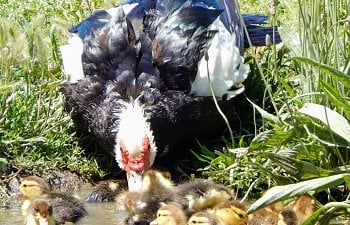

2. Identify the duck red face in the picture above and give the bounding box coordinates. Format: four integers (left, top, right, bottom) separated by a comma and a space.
119, 135, 151, 191
114, 101, 157, 192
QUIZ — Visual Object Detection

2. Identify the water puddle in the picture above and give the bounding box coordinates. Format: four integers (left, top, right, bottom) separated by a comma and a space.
0, 189, 128, 225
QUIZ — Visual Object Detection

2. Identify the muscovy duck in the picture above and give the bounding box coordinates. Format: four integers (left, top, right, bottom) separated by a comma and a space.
60, 0, 281, 191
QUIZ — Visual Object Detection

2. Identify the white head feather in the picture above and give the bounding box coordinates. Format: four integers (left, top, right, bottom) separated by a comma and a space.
114, 100, 157, 170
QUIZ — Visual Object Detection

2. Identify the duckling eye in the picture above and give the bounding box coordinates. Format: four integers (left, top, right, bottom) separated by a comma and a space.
22, 184, 27, 188
237, 213, 244, 218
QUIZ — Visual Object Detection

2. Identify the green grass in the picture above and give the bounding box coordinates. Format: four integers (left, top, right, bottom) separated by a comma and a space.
0, 0, 120, 179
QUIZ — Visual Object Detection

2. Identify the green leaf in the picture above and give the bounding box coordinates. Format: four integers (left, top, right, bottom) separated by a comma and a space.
260, 152, 334, 179
249, 129, 295, 152
300, 207, 325, 225
246, 97, 280, 124
299, 103, 350, 143
247, 173, 349, 213
294, 57, 350, 88
320, 80, 350, 120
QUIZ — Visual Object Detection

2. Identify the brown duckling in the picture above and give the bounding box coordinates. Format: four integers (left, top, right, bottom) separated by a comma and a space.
188, 211, 220, 225
174, 180, 233, 215
25, 197, 56, 225
278, 209, 298, 225
247, 207, 279, 225
85, 179, 126, 202
209, 201, 247, 225
20, 176, 87, 224
292, 195, 315, 224
150, 202, 187, 225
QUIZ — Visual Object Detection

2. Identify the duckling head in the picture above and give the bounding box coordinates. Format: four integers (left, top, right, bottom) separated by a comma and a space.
27, 198, 55, 225
150, 202, 187, 225
142, 170, 173, 193
188, 211, 219, 225
20, 176, 51, 200
210, 201, 247, 225
115, 101, 157, 192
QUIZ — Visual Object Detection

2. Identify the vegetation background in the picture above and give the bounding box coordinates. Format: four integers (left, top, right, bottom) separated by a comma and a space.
0, 0, 349, 223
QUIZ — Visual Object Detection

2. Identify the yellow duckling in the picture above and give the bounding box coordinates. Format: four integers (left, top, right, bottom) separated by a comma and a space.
188, 211, 219, 225
20, 176, 51, 216
150, 202, 187, 225
25, 198, 56, 225
209, 201, 247, 225
20, 175, 87, 224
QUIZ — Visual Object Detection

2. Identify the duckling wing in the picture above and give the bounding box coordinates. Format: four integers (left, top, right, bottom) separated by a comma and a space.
50, 192, 87, 224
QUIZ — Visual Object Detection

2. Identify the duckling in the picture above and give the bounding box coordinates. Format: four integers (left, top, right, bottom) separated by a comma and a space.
25, 198, 56, 225
174, 180, 233, 215
119, 170, 176, 224
247, 207, 279, 225
150, 202, 187, 225
20, 176, 52, 216
278, 209, 298, 225
116, 190, 143, 212
292, 195, 315, 224
19, 176, 87, 224
209, 201, 247, 225
85, 179, 126, 202
188, 211, 219, 225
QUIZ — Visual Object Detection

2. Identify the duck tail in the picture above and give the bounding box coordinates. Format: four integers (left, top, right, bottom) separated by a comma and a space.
242, 14, 282, 47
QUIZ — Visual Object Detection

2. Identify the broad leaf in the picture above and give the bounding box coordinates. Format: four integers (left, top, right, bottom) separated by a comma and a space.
299, 103, 350, 143
247, 173, 349, 213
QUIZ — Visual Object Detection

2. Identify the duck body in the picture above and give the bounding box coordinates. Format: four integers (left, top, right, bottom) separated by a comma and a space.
60, 0, 281, 191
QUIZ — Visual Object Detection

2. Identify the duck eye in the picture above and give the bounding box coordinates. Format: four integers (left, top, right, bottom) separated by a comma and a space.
22, 184, 27, 188
238, 213, 244, 218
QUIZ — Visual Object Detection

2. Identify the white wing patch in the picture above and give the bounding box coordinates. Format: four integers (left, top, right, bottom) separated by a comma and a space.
60, 35, 84, 83
190, 18, 249, 99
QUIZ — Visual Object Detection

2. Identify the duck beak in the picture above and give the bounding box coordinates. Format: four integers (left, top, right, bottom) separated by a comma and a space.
127, 170, 143, 192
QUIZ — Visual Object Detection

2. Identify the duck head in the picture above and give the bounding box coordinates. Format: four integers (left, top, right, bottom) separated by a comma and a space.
114, 100, 157, 192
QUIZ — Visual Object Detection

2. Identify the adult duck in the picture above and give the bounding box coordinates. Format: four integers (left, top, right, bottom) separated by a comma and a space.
60, 0, 281, 191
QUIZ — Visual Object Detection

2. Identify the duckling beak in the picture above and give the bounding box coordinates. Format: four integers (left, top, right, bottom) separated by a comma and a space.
127, 170, 144, 192
38, 218, 49, 225
150, 219, 158, 225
